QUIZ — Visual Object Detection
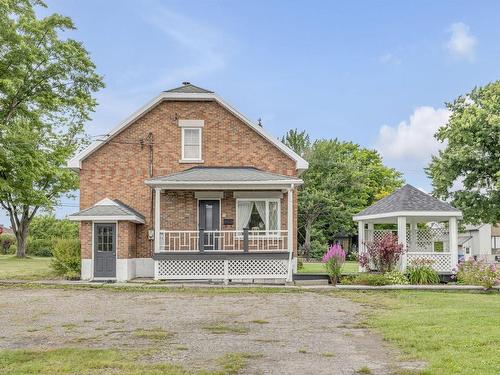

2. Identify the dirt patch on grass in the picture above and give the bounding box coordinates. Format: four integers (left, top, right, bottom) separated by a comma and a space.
0, 287, 417, 374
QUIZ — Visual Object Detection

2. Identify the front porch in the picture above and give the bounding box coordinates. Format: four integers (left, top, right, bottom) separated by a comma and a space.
146, 167, 303, 282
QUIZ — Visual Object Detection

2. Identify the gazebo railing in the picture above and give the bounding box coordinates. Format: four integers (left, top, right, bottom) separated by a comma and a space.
364, 228, 452, 272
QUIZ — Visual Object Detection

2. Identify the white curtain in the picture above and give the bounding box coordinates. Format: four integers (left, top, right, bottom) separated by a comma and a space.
268, 201, 278, 231
237, 201, 254, 230
254, 201, 266, 229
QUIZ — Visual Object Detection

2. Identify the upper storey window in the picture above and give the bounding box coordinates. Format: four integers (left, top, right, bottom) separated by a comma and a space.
179, 120, 204, 162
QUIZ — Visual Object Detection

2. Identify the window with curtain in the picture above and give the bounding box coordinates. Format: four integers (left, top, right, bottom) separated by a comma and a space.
236, 199, 280, 233
182, 128, 201, 160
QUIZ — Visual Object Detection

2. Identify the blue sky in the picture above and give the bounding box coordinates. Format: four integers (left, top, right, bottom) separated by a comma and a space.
2, 0, 500, 225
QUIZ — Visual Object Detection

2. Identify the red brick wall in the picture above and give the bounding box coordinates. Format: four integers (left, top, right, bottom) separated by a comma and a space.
79, 100, 299, 258
80, 222, 92, 259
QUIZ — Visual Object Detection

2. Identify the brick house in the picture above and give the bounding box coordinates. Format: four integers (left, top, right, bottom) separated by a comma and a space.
68, 83, 308, 282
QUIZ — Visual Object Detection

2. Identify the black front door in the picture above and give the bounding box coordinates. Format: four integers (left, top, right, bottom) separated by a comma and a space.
198, 200, 220, 250
94, 223, 116, 278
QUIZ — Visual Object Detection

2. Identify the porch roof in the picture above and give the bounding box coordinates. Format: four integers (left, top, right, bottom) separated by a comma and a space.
353, 184, 462, 222
68, 198, 145, 223
145, 167, 303, 190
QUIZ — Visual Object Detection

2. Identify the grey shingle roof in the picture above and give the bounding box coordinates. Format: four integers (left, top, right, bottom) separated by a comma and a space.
164, 83, 213, 94
70, 199, 145, 221
146, 167, 302, 184
356, 184, 459, 217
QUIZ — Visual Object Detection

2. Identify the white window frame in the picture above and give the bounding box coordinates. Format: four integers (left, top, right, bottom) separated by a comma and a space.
181, 127, 203, 162
235, 198, 281, 236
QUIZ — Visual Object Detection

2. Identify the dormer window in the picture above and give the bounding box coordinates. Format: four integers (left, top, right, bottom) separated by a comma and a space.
179, 120, 204, 162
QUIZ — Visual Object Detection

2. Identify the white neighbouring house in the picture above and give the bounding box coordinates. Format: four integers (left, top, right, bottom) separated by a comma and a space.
460, 223, 500, 263
353, 184, 463, 273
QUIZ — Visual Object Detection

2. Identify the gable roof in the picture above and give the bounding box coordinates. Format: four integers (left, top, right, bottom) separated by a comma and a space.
145, 167, 302, 189
354, 184, 461, 220
68, 198, 145, 223
67, 83, 308, 172
164, 82, 213, 93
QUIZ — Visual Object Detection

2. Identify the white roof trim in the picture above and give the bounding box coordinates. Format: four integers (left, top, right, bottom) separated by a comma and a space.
353, 210, 463, 221
68, 215, 145, 224
144, 179, 302, 190
95, 198, 118, 206
68, 92, 309, 172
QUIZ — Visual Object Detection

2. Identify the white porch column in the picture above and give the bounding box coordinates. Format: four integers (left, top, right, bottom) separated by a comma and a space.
358, 220, 365, 272
449, 217, 458, 268
286, 186, 294, 282
154, 188, 161, 253
397, 216, 407, 271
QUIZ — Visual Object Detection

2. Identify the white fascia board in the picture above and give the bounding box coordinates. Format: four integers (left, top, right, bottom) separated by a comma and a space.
353, 210, 463, 222
67, 92, 309, 172
68, 215, 145, 224
145, 182, 302, 190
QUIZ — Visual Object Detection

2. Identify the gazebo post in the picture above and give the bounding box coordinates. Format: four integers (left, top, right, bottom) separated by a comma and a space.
358, 220, 365, 272
449, 217, 458, 267
397, 216, 407, 271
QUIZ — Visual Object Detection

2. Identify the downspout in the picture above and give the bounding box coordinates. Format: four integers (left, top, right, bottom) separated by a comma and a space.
286, 184, 295, 282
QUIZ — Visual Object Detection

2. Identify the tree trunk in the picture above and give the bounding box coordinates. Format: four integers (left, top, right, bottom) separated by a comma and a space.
10, 213, 30, 258
304, 222, 312, 261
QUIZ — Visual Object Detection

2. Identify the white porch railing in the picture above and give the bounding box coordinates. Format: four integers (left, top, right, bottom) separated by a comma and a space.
364, 228, 453, 272
159, 230, 288, 252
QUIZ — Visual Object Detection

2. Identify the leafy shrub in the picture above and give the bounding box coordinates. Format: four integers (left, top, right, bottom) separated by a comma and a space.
341, 273, 388, 286
456, 259, 498, 289
322, 244, 346, 285
407, 258, 440, 285
297, 258, 304, 270
27, 238, 54, 257
310, 239, 328, 260
360, 233, 405, 272
383, 270, 409, 285
346, 251, 358, 261
29, 215, 79, 240
0, 234, 16, 255
341, 271, 408, 286
51, 239, 81, 279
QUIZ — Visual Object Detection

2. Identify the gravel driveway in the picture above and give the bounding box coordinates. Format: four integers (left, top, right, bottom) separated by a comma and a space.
0, 286, 418, 374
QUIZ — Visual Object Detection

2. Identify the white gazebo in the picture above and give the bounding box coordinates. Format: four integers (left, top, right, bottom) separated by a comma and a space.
353, 184, 463, 273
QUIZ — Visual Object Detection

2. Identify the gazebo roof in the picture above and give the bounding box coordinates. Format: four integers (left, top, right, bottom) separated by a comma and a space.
353, 184, 461, 221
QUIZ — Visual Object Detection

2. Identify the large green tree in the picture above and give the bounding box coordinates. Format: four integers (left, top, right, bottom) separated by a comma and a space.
0, 0, 103, 256
297, 139, 403, 258
281, 128, 311, 157
427, 81, 500, 224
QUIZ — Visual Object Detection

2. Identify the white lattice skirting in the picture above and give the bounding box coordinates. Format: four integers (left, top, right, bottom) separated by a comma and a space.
406, 253, 452, 272
155, 259, 289, 280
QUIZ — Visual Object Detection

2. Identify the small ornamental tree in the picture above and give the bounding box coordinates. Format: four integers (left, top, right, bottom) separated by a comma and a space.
322, 244, 346, 285
360, 233, 404, 273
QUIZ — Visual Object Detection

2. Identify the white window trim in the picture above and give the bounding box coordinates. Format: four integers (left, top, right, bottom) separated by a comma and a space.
235, 198, 281, 235
180, 127, 203, 162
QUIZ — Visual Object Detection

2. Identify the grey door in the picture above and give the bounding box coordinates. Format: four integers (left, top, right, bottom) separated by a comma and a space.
198, 200, 220, 250
94, 223, 116, 278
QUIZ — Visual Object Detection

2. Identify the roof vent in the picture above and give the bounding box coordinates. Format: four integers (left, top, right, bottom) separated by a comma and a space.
182, 81, 190, 85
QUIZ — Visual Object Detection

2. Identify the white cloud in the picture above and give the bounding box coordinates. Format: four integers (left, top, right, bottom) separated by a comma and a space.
446, 22, 476, 61
379, 53, 401, 65
375, 106, 450, 161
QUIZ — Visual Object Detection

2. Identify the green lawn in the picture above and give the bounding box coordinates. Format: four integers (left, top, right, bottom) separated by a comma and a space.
0, 348, 260, 375
299, 260, 358, 273
339, 290, 500, 375
0, 255, 56, 280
